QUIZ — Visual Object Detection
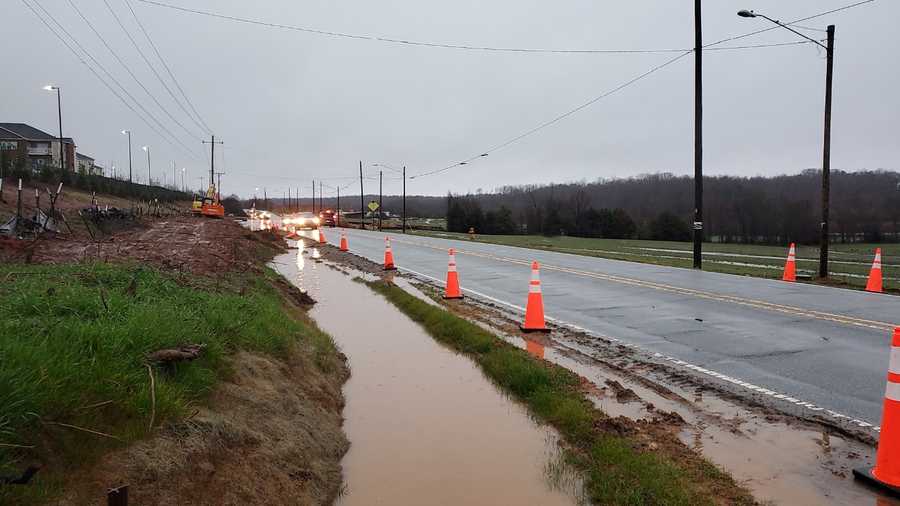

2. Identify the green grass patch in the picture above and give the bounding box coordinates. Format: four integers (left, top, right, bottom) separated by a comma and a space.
0, 262, 339, 503
365, 280, 753, 505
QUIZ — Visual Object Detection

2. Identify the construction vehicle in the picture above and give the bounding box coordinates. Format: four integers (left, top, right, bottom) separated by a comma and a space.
200, 183, 225, 218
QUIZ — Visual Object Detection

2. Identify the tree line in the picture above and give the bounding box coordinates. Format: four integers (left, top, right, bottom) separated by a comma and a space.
442, 170, 900, 244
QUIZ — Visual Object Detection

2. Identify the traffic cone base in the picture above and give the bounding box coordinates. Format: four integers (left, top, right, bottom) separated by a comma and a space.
782, 243, 797, 282
521, 261, 550, 333
444, 248, 463, 299
854, 327, 900, 494
867, 247, 884, 293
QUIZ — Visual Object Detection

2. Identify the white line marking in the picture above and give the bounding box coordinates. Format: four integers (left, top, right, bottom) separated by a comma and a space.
332, 234, 883, 434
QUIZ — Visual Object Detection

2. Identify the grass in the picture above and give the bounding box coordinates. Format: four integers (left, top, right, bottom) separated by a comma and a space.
0, 262, 339, 503
409, 230, 895, 291
365, 279, 754, 506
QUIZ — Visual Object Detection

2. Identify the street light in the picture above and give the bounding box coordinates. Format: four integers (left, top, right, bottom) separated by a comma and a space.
738, 9, 835, 279
121, 130, 133, 184
42, 85, 64, 171
141, 146, 151, 187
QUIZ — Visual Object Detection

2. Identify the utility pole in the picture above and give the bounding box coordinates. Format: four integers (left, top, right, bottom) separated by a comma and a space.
201, 135, 223, 199
312, 179, 316, 214
172, 161, 176, 191
693, 0, 703, 270
215, 172, 225, 201
319, 180, 323, 211
198, 176, 204, 193
359, 161, 365, 230
264, 188, 268, 209
819, 25, 835, 279
402, 166, 407, 234
379, 170, 383, 230
337, 186, 341, 227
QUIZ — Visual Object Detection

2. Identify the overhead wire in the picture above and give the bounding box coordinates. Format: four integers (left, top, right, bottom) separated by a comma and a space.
122, 0, 214, 135
135, 0, 693, 55
94, 0, 206, 141
410, 0, 876, 179
25, 0, 201, 159
411, 49, 692, 179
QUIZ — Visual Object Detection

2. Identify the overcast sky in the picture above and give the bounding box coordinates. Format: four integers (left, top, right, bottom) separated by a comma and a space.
4, 0, 898, 198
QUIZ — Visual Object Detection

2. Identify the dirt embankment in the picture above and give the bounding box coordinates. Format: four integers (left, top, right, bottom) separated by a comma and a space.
59, 348, 349, 506
5, 219, 349, 505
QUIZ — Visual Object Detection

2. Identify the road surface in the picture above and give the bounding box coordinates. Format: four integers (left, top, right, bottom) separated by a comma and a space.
310, 227, 900, 430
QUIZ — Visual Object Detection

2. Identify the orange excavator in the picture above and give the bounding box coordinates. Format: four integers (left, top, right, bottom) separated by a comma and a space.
200, 183, 225, 218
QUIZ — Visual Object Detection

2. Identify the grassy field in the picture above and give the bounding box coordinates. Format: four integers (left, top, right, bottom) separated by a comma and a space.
0, 263, 339, 503
410, 230, 895, 290
366, 279, 754, 506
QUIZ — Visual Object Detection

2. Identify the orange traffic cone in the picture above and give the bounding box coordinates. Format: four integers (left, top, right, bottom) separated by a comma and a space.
339, 232, 349, 252
444, 248, 463, 299
867, 248, 884, 293
521, 261, 549, 333
383, 236, 396, 270
782, 243, 797, 282
318, 227, 327, 245
854, 327, 900, 493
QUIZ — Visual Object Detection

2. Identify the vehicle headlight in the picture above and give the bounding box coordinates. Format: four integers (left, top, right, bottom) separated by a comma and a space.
313, 217, 320, 225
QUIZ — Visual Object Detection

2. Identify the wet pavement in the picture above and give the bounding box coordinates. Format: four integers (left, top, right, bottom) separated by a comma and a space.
273, 245, 583, 505
306, 227, 900, 432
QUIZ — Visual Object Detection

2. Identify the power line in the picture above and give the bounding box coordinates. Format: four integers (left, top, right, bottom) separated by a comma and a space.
122, 0, 214, 135
136, 0, 872, 56
136, 0, 695, 55
26, 0, 201, 159
410, 0, 875, 179
411, 50, 692, 179
93, 0, 205, 141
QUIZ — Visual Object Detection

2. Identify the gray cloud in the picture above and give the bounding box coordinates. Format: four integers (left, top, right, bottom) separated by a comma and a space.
3, 0, 896, 198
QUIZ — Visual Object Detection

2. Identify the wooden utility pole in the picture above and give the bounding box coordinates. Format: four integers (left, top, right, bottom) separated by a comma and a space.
359, 161, 365, 230
402, 166, 406, 233
819, 25, 835, 278
379, 170, 383, 230
693, 0, 703, 270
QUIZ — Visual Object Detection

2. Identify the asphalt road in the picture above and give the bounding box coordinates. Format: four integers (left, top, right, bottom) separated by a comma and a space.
309, 227, 900, 429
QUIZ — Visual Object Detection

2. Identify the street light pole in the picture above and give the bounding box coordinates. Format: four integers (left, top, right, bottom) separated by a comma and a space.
142, 146, 151, 186
122, 130, 132, 184
693, 0, 703, 270
359, 161, 365, 230
737, 10, 834, 278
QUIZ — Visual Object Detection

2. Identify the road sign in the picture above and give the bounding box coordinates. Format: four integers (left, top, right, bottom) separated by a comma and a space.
368, 201, 379, 212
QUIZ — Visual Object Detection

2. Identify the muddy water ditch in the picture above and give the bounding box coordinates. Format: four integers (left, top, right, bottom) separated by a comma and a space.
273, 245, 584, 505
418, 283, 898, 506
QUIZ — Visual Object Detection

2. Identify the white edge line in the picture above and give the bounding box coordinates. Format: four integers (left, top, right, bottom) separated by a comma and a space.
398, 264, 880, 434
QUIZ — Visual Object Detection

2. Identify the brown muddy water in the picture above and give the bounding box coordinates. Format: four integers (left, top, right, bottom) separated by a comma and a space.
273, 245, 583, 505
449, 299, 900, 506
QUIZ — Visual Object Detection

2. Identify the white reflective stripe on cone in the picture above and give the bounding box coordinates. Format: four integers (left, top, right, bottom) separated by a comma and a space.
889, 347, 900, 375
529, 284, 541, 294
886, 381, 900, 402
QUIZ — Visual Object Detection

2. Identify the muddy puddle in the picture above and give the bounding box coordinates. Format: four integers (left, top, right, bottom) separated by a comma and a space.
273, 244, 584, 505
426, 284, 898, 506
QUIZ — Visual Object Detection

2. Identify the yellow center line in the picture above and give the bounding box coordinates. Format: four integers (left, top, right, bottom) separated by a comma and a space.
376, 234, 897, 333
